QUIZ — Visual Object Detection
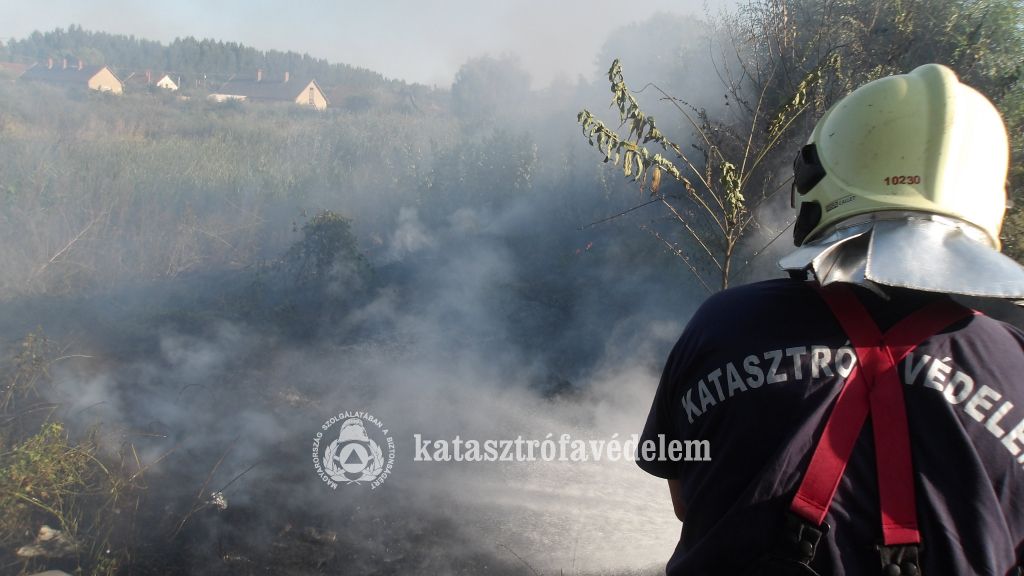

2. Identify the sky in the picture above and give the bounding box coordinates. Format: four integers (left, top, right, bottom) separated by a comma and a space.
0, 0, 728, 88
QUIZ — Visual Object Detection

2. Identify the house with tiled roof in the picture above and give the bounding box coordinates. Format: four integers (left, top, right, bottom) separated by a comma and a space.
124, 70, 179, 92
208, 70, 329, 110
21, 58, 123, 94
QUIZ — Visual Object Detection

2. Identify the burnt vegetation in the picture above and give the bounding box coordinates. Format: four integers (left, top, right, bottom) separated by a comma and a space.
0, 1, 1022, 574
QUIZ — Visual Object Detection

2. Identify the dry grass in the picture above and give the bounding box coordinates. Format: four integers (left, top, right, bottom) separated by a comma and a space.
0, 332, 143, 576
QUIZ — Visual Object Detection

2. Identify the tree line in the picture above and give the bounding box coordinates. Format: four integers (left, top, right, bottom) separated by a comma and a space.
0, 24, 393, 89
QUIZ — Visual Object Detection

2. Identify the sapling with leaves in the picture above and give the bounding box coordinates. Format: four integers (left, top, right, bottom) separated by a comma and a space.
577, 57, 833, 291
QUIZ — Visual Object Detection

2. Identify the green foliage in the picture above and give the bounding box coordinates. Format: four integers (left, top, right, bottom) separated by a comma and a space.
0, 333, 139, 575
578, 59, 818, 290
421, 129, 538, 224
0, 331, 49, 415
766, 52, 840, 138
0, 79, 453, 298
1, 422, 93, 537
0, 423, 133, 576
284, 210, 368, 285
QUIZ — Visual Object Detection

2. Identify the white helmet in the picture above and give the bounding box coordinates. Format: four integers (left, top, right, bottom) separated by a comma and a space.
781, 64, 1024, 298
791, 63, 1007, 247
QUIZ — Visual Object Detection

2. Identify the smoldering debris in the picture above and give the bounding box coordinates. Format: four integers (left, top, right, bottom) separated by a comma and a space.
16, 526, 79, 560
2, 208, 687, 574
0, 12, 744, 575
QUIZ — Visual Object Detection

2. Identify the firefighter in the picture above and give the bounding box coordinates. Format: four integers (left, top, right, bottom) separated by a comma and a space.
636, 63, 1024, 575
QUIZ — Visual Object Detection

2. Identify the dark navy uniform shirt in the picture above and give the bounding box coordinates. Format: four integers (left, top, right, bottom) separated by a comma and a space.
638, 278, 1024, 575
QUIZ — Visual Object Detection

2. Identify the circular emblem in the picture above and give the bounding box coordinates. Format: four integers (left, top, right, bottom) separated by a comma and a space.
313, 411, 394, 489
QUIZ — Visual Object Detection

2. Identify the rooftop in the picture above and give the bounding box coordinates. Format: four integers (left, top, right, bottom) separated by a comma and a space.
21, 62, 114, 84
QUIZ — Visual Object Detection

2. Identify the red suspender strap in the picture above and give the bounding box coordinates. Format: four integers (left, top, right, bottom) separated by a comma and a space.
789, 285, 973, 545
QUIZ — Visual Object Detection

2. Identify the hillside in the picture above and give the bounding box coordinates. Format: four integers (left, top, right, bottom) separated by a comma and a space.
0, 24, 398, 91
0, 35, 691, 571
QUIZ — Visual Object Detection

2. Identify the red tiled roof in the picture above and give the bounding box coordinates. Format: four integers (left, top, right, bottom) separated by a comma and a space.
21, 63, 119, 85
213, 77, 327, 104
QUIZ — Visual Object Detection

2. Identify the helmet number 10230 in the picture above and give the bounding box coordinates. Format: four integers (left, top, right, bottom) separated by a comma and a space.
884, 175, 922, 185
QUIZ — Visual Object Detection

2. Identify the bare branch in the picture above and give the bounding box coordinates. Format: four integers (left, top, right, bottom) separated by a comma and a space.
29, 210, 107, 284
659, 197, 723, 270
732, 218, 797, 279
577, 198, 660, 231
642, 225, 715, 295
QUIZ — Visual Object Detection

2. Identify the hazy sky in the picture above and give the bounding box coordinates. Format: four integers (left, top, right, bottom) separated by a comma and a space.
0, 0, 728, 87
